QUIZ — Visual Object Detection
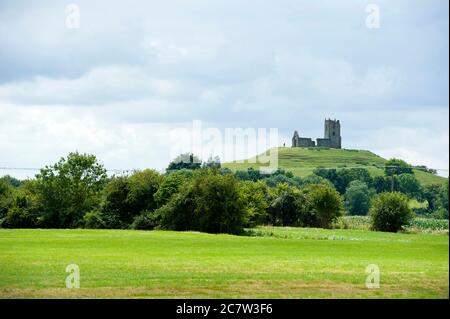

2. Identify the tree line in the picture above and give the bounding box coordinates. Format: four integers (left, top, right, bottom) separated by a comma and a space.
0, 152, 448, 234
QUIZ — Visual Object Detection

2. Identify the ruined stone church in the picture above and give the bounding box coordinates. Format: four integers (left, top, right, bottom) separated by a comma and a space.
292, 119, 341, 149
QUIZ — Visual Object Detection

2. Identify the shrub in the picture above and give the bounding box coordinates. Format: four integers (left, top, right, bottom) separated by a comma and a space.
240, 180, 270, 227
158, 170, 248, 234
384, 158, 413, 176
3, 181, 42, 228
158, 187, 196, 231
154, 170, 191, 207
99, 169, 162, 229
369, 192, 414, 232
268, 184, 306, 226
344, 180, 374, 215
131, 211, 159, 230
0, 179, 14, 220
35, 152, 108, 228
126, 169, 162, 213
303, 183, 343, 228
83, 210, 105, 229
99, 176, 132, 228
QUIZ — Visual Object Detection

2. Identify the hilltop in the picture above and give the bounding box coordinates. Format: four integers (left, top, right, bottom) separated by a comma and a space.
223, 147, 447, 186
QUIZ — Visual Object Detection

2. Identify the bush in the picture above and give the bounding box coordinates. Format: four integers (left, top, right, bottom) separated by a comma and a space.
99, 169, 162, 229
268, 184, 306, 226
158, 170, 248, 234
0, 179, 14, 220
303, 183, 343, 228
126, 169, 162, 214
3, 181, 42, 228
99, 176, 132, 228
154, 170, 191, 207
344, 180, 374, 215
158, 187, 196, 231
384, 158, 413, 176
369, 192, 414, 232
240, 180, 270, 227
131, 211, 159, 230
35, 152, 108, 228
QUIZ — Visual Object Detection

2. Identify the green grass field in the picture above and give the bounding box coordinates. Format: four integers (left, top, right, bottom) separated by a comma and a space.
223, 147, 448, 186
0, 228, 448, 298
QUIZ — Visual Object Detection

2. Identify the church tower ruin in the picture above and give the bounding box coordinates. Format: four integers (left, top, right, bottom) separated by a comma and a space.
292, 118, 342, 149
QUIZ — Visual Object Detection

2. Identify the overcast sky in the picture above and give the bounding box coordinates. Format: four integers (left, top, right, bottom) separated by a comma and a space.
0, 0, 448, 178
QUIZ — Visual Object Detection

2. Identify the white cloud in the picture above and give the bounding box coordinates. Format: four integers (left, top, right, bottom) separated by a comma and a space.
0, 0, 448, 178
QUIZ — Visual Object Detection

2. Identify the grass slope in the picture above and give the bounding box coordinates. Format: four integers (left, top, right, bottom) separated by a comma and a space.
223, 147, 447, 186
0, 228, 448, 298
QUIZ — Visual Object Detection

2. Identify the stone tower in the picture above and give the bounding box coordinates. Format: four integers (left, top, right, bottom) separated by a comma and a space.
292, 131, 300, 147
324, 119, 341, 149
292, 118, 341, 149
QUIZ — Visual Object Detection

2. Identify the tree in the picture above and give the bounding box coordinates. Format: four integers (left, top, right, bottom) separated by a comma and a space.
303, 183, 343, 228
154, 170, 191, 207
158, 170, 248, 234
268, 183, 305, 226
384, 158, 413, 176
239, 180, 270, 227
36, 152, 108, 228
313, 167, 372, 194
0, 175, 22, 188
369, 192, 414, 232
167, 153, 201, 171
397, 174, 421, 199
0, 178, 14, 220
344, 181, 373, 215
202, 156, 221, 169
192, 171, 247, 234
98, 176, 132, 228
126, 169, 162, 214
3, 180, 42, 228
421, 183, 449, 217
98, 169, 162, 229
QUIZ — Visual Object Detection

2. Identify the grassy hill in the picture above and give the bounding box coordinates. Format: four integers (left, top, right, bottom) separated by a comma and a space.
0, 228, 448, 298
224, 147, 447, 186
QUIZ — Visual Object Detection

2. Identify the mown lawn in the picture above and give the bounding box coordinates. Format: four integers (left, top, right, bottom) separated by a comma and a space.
0, 228, 448, 298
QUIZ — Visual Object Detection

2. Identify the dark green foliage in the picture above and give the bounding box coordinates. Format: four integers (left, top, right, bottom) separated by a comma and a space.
268, 184, 305, 226
35, 152, 108, 228
0, 175, 22, 188
3, 181, 42, 228
369, 192, 414, 232
397, 174, 422, 198
158, 170, 247, 234
297, 175, 332, 188
126, 169, 162, 214
384, 158, 413, 176
167, 153, 201, 171
420, 183, 448, 218
157, 187, 196, 231
239, 181, 270, 227
313, 167, 373, 194
131, 211, 160, 230
344, 180, 374, 215
372, 175, 391, 193
98, 169, 162, 228
264, 174, 300, 188
0, 179, 14, 220
83, 210, 105, 229
202, 156, 221, 169
303, 183, 343, 228
154, 170, 191, 207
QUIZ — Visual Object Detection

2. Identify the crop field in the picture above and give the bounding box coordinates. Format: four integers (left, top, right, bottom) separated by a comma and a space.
0, 228, 448, 298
